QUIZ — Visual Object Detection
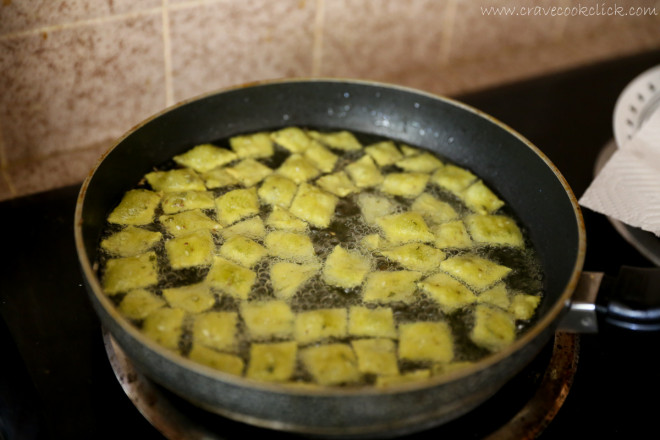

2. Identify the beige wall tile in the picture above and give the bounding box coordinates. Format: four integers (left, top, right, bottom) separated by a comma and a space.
0, 14, 166, 165
320, 0, 449, 90
0, 0, 161, 35
169, 0, 316, 103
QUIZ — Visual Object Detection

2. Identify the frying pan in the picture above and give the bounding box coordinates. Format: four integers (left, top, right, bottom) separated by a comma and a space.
74, 79, 586, 437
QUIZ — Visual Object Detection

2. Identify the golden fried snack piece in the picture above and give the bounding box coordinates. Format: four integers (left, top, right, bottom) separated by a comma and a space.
107, 189, 160, 226
266, 206, 308, 232
430, 164, 476, 196
118, 288, 166, 320
365, 141, 402, 167
315, 171, 358, 197
411, 193, 459, 225
357, 193, 397, 226
270, 261, 319, 300
146, 168, 206, 192
174, 144, 237, 172
219, 235, 267, 268
464, 214, 524, 247
189, 344, 244, 376
165, 230, 214, 269
101, 226, 162, 257
258, 174, 298, 208
215, 187, 259, 226
226, 158, 273, 187
289, 183, 338, 229
380, 243, 446, 273
103, 251, 159, 295
508, 293, 541, 320
345, 155, 384, 188
277, 154, 321, 184
192, 311, 239, 352
300, 344, 361, 386
161, 191, 215, 214
417, 272, 477, 312
348, 306, 397, 339
460, 180, 504, 214
271, 127, 312, 153
241, 300, 295, 340
308, 130, 362, 151
247, 341, 298, 382
201, 167, 238, 189
352, 338, 399, 375
363, 270, 422, 303
206, 256, 256, 300
265, 230, 317, 262
380, 172, 429, 198
395, 152, 443, 173
304, 140, 338, 173
229, 132, 274, 159
162, 283, 215, 314
376, 212, 434, 244
159, 209, 221, 237
477, 283, 510, 309
142, 307, 186, 351
295, 308, 347, 344
432, 220, 473, 249
220, 216, 265, 240
471, 304, 516, 351
440, 254, 512, 291
323, 245, 371, 288
399, 321, 454, 363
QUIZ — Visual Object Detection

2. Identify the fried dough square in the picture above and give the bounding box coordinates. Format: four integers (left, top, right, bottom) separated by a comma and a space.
206, 256, 256, 300
365, 141, 402, 167
226, 158, 273, 187
215, 187, 259, 226
432, 220, 473, 249
508, 293, 541, 320
173, 144, 237, 172
161, 191, 215, 214
461, 180, 505, 214
363, 270, 422, 303
411, 193, 459, 225
270, 261, 320, 300
201, 167, 239, 189
398, 321, 454, 363
266, 206, 308, 232
348, 306, 397, 338
159, 209, 222, 237
107, 189, 160, 226
395, 152, 443, 173
376, 212, 434, 244
241, 300, 294, 340
315, 171, 358, 197
477, 283, 510, 309
192, 311, 239, 352
265, 230, 317, 262
357, 193, 397, 225
309, 130, 362, 151
471, 304, 516, 351
295, 308, 347, 344
271, 127, 312, 153
220, 216, 266, 240
352, 338, 399, 375
345, 155, 384, 188
162, 283, 215, 314
247, 341, 298, 382
145, 168, 206, 192
277, 154, 321, 184
417, 272, 477, 312
380, 243, 446, 273
219, 235, 267, 268
258, 174, 298, 208
189, 344, 244, 376
101, 226, 162, 257
464, 214, 524, 247
229, 132, 274, 159
380, 172, 429, 198
304, 140, 338, 173
323, 245, 372, 288
289, 183, 338, 229
142, 307, 185, 351
440, 255, 512, 291
165, 230, 214, 269
430, 164, 476, 195
103, 251, 159, 295
300, 344, 360, 385
118, 288, 166, 320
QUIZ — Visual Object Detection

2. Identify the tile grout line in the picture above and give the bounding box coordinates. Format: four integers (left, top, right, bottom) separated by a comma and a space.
162, 0, 175, 107
311, 0, 325, 76
440, 0, 458, 65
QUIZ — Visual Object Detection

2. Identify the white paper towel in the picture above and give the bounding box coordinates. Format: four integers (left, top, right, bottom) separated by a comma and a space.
579, 109, 660, 237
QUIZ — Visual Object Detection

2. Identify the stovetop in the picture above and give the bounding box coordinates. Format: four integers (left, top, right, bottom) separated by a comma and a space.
2, 50, 660, 439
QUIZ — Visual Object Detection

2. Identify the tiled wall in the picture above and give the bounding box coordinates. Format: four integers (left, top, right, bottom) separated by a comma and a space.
1, 0, 659, 201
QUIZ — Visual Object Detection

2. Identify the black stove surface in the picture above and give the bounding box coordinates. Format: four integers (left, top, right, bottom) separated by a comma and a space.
2, 50, 660, 439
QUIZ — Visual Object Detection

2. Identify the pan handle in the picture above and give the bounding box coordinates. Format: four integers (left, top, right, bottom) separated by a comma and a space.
559, 267, 660, 333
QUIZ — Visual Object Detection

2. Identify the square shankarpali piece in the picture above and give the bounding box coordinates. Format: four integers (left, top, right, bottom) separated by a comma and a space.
173, 144, 237, 172
395, 152, 443, 173
376, 212, 434, 244
160, 209, 221, 237
101, 226, 162, 257
352, 338, 399, 376
432, 220, 473, 249
270, 261, 319, 300
363, 270, 422, 303
229, 132, 274, 159
289, 183, 338, 229
219, 235, 267, 268
189, 344, 244, 376
215, 187, 259, 226
464, 214, 524, 247
201, 167, 238, 189
145, 168, 206, 192
161, 191, 215, 215
477, 283, 510, 309
379, 243, 446, 273
265, 230, 317, 262
417, 272, 477, 313
226, 158, 273, 187
118, 289, 166, 320
295, 308, 347, 344
315, 171, 358, 197
348, 306, 397, 339
380, 172, 429, 198
247, 341, 298, 382
107, 189, 161, 226
304, 140, 338, 173
345, 155, 384, 188
266, 206, 308, 232
271, 127, 312, 153
206, 256, 256, 300
220, 216, 265, 240
508, 293, 541, 320
277, 154, 321, 184
142, 307, 186, 351
162, 282, 215, 314
258, 174, 298, 208
357, 193, 397, 225
165, 230, 214, 269
103, 251, 159, 295
365, 141, 403, 167
460, 180, 505, 214
241, 300, 294, 340
430, 164, 476, 195
323, 245, 371, 288
192, 311, 239, 352
471, 304, 516, 352
309, 130, 363, 151
300, 343, 361, 386
398, 321, 454, 363
411, 193, 458, 225
440, 255, 512, 291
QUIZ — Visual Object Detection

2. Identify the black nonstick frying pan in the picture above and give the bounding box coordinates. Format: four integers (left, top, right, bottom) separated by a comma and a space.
75, 79, 587, 437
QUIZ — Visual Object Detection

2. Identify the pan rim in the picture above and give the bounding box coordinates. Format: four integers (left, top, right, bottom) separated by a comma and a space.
74, 77, 587, 397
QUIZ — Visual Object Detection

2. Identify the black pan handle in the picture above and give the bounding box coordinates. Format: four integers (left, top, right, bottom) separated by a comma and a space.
559, 267, 660, 333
